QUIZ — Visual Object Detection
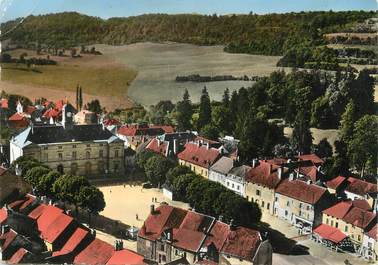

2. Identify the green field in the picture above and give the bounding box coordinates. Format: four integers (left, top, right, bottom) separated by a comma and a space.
1, 62, 137, 97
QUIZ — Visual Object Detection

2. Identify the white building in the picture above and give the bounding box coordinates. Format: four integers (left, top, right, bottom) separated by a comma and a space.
224, 165, 251, 197
208, 156, 234, 185
361, 224, 377, 261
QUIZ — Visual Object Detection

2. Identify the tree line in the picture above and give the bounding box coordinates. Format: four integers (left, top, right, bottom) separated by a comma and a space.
11, 156, 105, 215
1, 11, 374, 56
135, 151, 261, 227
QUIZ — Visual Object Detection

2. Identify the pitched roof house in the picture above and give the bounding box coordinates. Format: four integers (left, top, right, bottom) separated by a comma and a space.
137, 205, 272, 265
209, 156, 234, 185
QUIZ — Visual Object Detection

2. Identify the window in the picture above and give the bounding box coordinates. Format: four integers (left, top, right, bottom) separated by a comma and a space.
344, 226, 348, 232
226, 182, 229, 187
86, 144, 91, 147
326, 218, 329, 225
58, 153, 63, 160
256, 190, 261, 196
335, 222, 338, 228
160, 244, 165, 251
43, 146, 48, 150
72, 145, 77, 148
285, 210, 288, 216
44, 153, 48, 162
237, 185, 240, 190
267, 203, 270, 210
99, 150, 104, 158
261, 201, 265, 208
275, 197, 278, 202
299, 203, 302, 209
232, 183, 234, 188
115, 150, 119, 158
72, 151, 77, 159
299, 210, 302, 216
307, 205, 310, 210
331, 220, 334, 226
58, 146, 63, 149
86, 151, 90, 159
114, 163, 119, 172
358, 235, 361, 241
286, 201, 290, 207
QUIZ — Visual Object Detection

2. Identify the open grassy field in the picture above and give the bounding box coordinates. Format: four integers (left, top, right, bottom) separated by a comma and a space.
97, 42, 282, 106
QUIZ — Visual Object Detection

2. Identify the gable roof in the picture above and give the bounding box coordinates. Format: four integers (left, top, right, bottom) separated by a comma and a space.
0, 208, 7, 224
9, 113, 27, 121
12, 124, 118, 146
297, 154, 324, 166
178, 142, 220, 168
146, 138, 169, 156
0, 229, 17, 252
74, 238, 115, 265
210, 156, 234, 175
52, 227, 89, 257
275, 179, 327, 204
352, 199, 372, 211
228, 165, 251, 179
246, 161, 282, 189
106, 249, 146, 265
326, 176, 347, 190
366, 224, 377, 240
323, 201, 353, 219
343, 207, 376, 229
43, 213, 74, 243
313, 224, 347, 244
345, 177, 377, 196
8, 248, 29, 264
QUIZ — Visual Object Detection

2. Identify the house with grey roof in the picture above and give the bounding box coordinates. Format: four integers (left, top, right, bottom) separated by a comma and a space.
208, 156, 234, 186
224, 165, 251, 196
10, 105, 124, 178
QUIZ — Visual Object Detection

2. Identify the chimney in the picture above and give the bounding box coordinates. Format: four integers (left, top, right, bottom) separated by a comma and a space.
289, 173, 294, 181
277, 167, 282, 179
206, 142, 209, 150
150, 204, 155, 215
157, 139, 160, 147
229, 219, 236, 231
218, 215, 223, 222
173, 139, 178, 154
252, 159, 259, 168
307, 179, 312, 185
165, 228, 173, 242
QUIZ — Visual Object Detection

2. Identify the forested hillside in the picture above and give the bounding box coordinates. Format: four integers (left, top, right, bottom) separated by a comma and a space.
1, 11, 375, 56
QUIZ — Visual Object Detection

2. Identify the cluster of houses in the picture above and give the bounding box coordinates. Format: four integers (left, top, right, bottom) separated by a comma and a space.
144, 136, 377, 261
0, 192, 147, 265
4, 98, 378, 263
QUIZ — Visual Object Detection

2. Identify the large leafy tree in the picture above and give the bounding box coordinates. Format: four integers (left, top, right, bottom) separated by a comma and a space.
339, 100, 356, 144
144, 155, 174, 186
78, 186, 106, 214
291, 110, 313, 154
52, 175, 90, 204
197, 87, 212, 131
348, 115, 378, 177
25, 166, 51, 187
35, 170, 61, 196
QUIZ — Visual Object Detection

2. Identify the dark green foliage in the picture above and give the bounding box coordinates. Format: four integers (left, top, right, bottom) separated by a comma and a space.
86, 99, 102, 114
144, 155, 175, 186
291, 110, 313, 155
313, 138, 333, 159
324, 140, 350, 178
25, 166, 50, 187
52, 175, 90, 204
175, 89, 193, 131
166, 165, 192, 184
170, 170, 261, 226
78, 186, 106, 214
200, 123, 220, 141
135, 150, 155, 170
197, 87, 212, 131
35, 170, 61, 196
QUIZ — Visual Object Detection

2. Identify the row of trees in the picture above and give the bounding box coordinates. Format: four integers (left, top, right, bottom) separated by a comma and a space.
2, 11, 374, 55
135, 150, 261, 227
12, 156, 105, 215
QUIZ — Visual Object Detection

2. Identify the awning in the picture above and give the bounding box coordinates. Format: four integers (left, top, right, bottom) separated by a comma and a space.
313, 224, 347, 244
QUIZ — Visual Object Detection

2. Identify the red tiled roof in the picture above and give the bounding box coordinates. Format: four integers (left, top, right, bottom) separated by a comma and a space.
9, 113, 26, 121
0, 208, 7, 224
245, 161, 282, 189
138, 205, 187, 241
74, 238, 115, 265
204, 222, 229, 251
1, 230, 17, 251
43, 213, 74, 243
275, 179, 327, 204
296, 165, 321, 182
117, 126, 138, 136
117, 124, 168, 137
265, 158, 288, 166
8, 199, 25, 210
43, 108, 61, 119
194, 136, 220, 146
297, 154, 324, 165
0, 99, 8, 109
34, 205, 64, 233
221, 227, 261, 261
326, 176, 347, 190
323, 201, 352, 219
55, 100, 66, 110
352, 199, 372, 211
25, 106, 37, 115
8, 248, 28, 264
173, 228, 205, 252
313, 224, 347, 244
106, 249, 146, 265
343, 207, 376, 229
366, 224, 377, 240
103, 119, 121, 126
19, 194, 36, 211
146, 138, 168, 156
345, 177, 377, 196
151, 125, 175, 134
178, 142, 220, 168
28, 204, 47, 220
53, 227, 89, 257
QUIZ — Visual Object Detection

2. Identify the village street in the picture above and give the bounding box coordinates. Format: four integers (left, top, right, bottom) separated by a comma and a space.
98, 183, 373, 265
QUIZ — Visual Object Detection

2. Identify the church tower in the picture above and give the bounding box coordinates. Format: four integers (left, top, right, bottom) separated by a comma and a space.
62, 104, 74, 129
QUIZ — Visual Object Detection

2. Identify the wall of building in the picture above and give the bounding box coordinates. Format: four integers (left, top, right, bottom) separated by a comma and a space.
22, 140, 124, 178
10, 141, 23, 164
322, 213, 364, 246
179, 160, 208, 178
362, 234, 377, 261
245, 183, 275, 215
137, 236, 156, 261
224, 175, 245, 196
209, 170, 226, 185
252, 240, 273, 265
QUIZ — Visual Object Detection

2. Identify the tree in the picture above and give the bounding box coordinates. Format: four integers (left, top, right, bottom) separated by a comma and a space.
144, 155, 174, 186
314, 138, 333, 159
176, 89, 193, 131
135, 150, 155, 170
171, 173, 198, 201
78, 186, 105, 214
200, 123, 219, 141
35, 170, 60, 196
197, 87, 212, 131
291, 110, 313, 154
25, 166, 51, 187
52, 175, 90, 204
339, 100, 356, 144
86, 99, 102, 114
348, 115, 378, 177
166, 165, 192, 184
352, 69, 375, 118
222, 88, 230, 108
212, 105, 231, 135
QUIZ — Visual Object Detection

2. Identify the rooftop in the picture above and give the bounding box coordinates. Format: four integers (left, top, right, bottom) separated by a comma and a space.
313, 224, 347, 244
275, 179, 327, 204
210, 156, 234, 175
178, 142, 220, 168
